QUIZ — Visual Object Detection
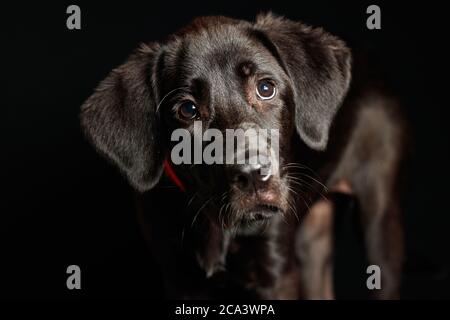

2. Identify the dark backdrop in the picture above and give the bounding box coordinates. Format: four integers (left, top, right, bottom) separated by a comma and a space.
2, 1, 449, 299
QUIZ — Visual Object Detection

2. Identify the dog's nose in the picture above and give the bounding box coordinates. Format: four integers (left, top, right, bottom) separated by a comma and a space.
231, 156, 272, 191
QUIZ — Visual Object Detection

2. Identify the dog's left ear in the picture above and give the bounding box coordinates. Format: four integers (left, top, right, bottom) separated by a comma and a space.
254, 13, 352, 150
80, 43, 164, 192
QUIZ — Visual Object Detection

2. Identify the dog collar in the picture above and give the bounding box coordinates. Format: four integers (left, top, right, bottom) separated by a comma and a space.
163, 158, 186, 192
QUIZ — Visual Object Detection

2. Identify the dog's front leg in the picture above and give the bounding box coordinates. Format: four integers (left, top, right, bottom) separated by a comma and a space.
358, 191, 404, 299
296, 198, 335, 299
194, 218, 231, 279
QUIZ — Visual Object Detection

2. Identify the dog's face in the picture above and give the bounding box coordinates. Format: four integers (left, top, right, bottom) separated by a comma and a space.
159, 17, 296, 226
80, 14, 351, 228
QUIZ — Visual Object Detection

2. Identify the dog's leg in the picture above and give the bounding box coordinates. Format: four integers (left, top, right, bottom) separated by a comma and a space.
296, 198, 334, 299
194, 218, 231, 279
329, 95, 406, 299
296, 180, 356, 299
363, 200, 403, 299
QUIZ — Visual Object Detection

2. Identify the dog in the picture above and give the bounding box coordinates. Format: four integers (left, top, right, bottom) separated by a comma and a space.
80, 13, 407, 299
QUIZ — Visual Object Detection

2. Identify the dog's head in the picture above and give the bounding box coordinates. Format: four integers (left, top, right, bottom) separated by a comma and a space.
80, 13, 351, 228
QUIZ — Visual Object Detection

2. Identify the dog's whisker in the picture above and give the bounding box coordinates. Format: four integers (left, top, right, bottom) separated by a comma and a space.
287, 187, 298, 209
278, 204, 290, 225
296, 173, 329, 192
156, 86, 189, 113
285, 173, 329, 202
284, 164, 328, 189
285, 168, 326, 187
283, 164, 328, 191
286, 182, 312, 214
187, 192, 198, 208
284, 162, 322, 176
218, 203, 226, 227
286, 176, 325, 199
191, 196, 215, 228
286, 195, 299, 223
222, 202, 232, 230
217, 190, 231, 229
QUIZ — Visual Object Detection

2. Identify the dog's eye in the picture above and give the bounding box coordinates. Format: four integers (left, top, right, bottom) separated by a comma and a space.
178, 101, 199, 120
256, 80, 276, 100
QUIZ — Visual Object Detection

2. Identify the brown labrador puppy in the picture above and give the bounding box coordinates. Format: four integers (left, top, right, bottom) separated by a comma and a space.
80, 13, 407, 299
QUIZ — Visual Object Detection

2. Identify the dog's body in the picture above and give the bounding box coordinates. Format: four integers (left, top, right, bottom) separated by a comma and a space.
81, 14, 407, 299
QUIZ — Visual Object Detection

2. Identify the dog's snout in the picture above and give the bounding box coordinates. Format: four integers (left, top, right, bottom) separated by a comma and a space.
231, 157, 272, 191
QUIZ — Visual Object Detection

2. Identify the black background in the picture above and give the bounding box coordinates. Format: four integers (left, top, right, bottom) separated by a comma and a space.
2, 1, 449, 299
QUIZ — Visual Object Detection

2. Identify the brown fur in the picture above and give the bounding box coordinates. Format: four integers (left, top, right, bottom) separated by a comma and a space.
80, 13, 407, 299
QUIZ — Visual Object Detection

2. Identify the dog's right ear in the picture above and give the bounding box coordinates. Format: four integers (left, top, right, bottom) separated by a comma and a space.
254, 13, 352, 151
80, 43, 164, 192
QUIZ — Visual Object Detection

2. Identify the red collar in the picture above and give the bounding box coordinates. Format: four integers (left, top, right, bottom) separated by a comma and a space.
163, 158, 186, 192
